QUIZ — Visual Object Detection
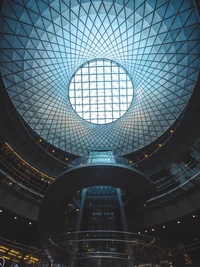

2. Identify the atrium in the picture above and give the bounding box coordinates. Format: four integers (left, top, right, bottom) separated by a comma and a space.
0, 0, 200, 266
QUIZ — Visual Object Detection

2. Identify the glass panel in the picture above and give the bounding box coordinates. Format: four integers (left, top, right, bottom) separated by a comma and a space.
69, 59, 134, 124
89, 150, 115, 163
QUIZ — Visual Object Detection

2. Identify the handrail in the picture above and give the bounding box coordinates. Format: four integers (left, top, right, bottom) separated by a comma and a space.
46, 230, 168, 245
1, 143, 200, 208
146, 171, 200, 204
0, 156, 46, 200
0, 156, 47, 192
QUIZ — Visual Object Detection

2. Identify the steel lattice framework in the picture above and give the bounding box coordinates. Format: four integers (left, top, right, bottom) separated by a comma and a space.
1, 0, 200, 156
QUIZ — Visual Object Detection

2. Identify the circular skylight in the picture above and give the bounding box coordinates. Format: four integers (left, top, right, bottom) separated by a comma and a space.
69, 59, 134, 124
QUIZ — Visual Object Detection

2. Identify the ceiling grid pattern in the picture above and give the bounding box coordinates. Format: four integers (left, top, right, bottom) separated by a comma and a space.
0, 0, 200, 156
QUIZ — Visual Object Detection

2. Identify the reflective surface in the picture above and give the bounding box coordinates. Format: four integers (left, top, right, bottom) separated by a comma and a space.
0, 0, 200, 156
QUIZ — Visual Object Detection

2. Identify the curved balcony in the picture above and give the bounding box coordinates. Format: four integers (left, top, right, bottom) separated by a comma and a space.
0, 237, 46, 265
1, 234, 199, 267
1, 141, 200, 223
0, 143, 53, 201
39, 230, 172, 266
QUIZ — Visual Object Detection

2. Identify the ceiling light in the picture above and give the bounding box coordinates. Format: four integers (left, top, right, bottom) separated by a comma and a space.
152, 229, 154, 231
29, 222, 32, 225
163, 226, 166, 229
177, 221, 180, 224
193, 215, 195, 218
14, 217, 17, 219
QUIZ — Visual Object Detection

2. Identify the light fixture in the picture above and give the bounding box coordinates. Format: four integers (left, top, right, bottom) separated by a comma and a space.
29, 222, 32, 225
14, 217, 17, 220
0, 210, 2, 213
152, 229, 154, 231
163, 226, 166, 229
158, 144, 162, 147
193, 215, 195, 218
177, 221, 180, 224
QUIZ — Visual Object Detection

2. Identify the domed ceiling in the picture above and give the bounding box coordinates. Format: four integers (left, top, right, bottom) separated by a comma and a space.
1, 0, 200, 156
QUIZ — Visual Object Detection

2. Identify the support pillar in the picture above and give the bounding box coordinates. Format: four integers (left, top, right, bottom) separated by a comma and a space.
69, 188, 86, 267
116, 188, 134, 267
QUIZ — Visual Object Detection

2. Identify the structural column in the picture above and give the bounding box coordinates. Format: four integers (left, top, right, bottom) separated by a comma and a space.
116, 188, 134, 267
70, 188, 86, 267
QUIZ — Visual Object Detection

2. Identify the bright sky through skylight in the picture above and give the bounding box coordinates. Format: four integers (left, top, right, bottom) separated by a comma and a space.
69, 59, 134, 124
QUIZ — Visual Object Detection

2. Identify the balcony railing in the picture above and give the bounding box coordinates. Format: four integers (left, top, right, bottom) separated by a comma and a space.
1, 143, 200, 210
39, 230, 172, 266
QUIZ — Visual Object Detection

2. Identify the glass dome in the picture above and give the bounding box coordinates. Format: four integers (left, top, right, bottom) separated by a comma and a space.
0, 0, 200, 156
